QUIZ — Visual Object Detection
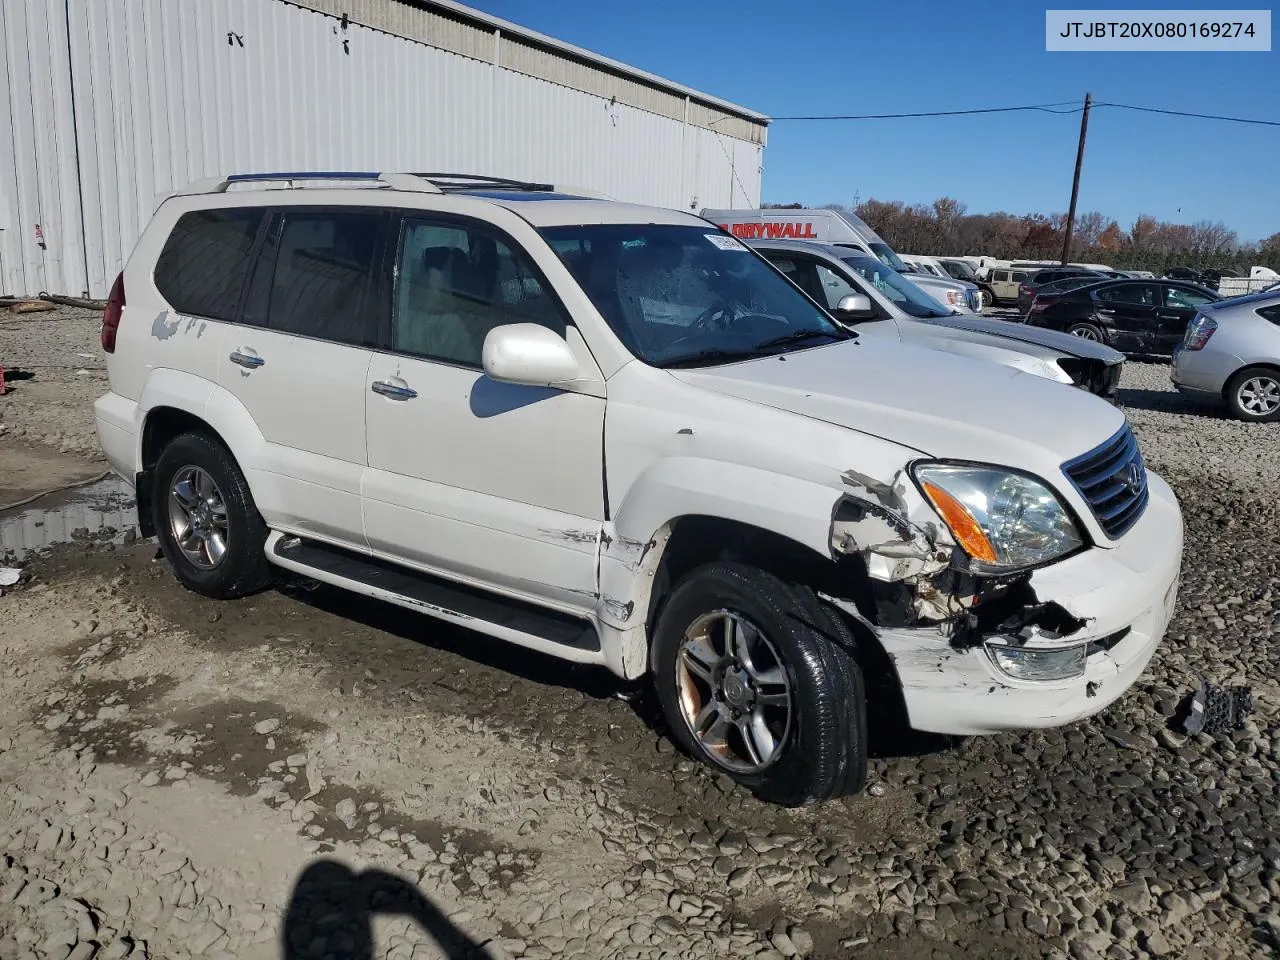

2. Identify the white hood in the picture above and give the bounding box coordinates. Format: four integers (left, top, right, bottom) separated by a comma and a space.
669, 339, 1126, 468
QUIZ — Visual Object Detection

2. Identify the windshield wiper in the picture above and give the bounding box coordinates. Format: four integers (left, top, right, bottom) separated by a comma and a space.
655, 348, 769, 369
752, 329, 847, 350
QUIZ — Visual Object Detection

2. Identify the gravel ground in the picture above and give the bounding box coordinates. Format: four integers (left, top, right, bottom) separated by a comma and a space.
1, 315, 1279, 960
0, 306, 106, 460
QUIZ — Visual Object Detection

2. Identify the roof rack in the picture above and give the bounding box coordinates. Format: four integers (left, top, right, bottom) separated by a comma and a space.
414, 172, 557, 192
164, 171, 612, 201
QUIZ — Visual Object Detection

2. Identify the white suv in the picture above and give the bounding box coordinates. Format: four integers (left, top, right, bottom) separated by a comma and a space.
95, 172, 1184, 805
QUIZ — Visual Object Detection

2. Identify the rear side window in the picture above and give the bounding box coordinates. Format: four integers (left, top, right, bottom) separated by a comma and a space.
254, 209, 384, 345
1011, 272, 1027, 282
1258, 303, 1280, 325
1097, 283, 1157, 306
154, 208, 264, 320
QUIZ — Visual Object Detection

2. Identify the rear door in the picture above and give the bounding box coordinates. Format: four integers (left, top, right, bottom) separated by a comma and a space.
1093, 282, 1159, 352
217, 204, 389, 546
1157, 284, 1217, 354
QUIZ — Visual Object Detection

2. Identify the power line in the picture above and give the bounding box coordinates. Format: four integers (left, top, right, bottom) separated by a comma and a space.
770, 99, 1280, 127
770, 101, 1084, 121
1093, 101, 1280, 127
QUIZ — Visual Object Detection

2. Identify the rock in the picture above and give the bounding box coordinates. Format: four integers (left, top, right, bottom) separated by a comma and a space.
253, 718, 280, 735
1141, 930, 1173, 956
1112, 880, 1153, 915
140, 772, 161, 787
789, 926, 814, 955
335, 798, 358, 828
67, 944, 97, 960
44, 713, 71, 731
35, 825, 63, 853
163, 766, 187, 781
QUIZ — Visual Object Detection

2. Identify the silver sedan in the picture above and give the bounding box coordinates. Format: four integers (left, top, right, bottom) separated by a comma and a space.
1172, 290, 1280, 422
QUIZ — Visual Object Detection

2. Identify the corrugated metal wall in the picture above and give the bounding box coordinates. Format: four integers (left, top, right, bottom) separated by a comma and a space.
0, 0, 765, 298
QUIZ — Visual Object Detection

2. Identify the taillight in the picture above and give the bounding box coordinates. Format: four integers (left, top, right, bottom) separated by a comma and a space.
1030, 300, 1050, 313
1019, 284, 1033, 296
101, 272, 125, 353
1184, 314, 1217, 351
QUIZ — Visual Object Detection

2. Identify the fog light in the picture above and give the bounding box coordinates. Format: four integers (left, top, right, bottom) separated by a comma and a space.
987, 642, 1088, 681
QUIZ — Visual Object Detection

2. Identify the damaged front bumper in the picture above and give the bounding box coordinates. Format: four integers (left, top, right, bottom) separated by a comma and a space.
877, 471, 1183, 736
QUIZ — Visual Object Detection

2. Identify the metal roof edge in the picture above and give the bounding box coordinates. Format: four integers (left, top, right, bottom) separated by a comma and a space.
308, 0, 771, 126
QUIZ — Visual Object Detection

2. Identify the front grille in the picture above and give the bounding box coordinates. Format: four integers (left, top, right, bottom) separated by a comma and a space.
1062, 424, 1149, 539
965, 289, 983, 311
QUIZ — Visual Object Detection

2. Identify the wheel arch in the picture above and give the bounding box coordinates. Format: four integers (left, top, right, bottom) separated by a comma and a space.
134, 371, 267, 536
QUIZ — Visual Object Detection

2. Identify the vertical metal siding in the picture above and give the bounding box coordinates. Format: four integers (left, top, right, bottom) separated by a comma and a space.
1, 0, 763, 298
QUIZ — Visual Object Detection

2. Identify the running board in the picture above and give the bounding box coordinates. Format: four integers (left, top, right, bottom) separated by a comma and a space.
266, 532, 604, 663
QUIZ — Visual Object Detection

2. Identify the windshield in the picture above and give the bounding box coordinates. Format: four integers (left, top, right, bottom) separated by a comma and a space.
841, 256, 952, 319
540, 224, 846, 367
868, 242, 910, 273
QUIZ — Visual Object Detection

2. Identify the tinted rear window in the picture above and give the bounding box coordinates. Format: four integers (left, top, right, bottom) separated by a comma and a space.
259, 209, 383, 344
154, 208, 264, 320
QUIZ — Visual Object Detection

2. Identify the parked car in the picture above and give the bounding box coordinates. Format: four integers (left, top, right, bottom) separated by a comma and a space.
985, 267, 1030, 305
96, 171, 1183, 805
1172, 290, 1280, 422
1015, 268, 1105, 315
703, 208, 982, 313
749, 239, 1125, 399
1025, 279, 1220, 355
1017, 275, 1108, 316
1163, 266, 1204, 283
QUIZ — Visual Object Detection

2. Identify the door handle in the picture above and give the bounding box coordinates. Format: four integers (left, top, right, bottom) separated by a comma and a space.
371, 379, 418, 401
1096, 308, 1115, 315
229, 348, 264, 369
1156, 313, 1179, 320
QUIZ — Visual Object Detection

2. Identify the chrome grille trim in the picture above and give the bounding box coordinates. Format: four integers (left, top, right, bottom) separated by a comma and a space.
1061, 424, 1149, 539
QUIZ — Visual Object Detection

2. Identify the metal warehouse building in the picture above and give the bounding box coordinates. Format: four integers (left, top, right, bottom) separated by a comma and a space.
1, 0, 769, 298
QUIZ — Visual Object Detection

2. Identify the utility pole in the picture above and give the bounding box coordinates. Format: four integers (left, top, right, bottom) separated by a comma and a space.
1060, 92, 1092, 266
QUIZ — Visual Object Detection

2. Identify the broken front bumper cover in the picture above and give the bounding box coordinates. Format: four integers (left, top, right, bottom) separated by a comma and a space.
879, 470, 1182, 736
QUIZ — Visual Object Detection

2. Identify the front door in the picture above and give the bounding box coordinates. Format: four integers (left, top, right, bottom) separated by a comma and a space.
217, 205, 388, 547
1157, 284, 1217, 355
362, 213, 605, 613
1092, 282, 1159, 353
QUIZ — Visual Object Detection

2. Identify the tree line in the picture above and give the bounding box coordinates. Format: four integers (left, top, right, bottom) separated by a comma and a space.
766, 199, 1280, 274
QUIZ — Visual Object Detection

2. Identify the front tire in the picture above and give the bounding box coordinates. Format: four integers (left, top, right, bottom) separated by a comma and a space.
1225, 366, 1280, 422
152, 431, 272, 599
651, 562, 867, 805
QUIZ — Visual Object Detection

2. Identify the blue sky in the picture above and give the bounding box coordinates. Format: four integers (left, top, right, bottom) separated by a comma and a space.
473, 0, 1278, 243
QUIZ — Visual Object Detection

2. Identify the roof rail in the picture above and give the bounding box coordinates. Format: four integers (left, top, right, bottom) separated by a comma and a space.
414, 172, 555, 192
167, 171, 442, 197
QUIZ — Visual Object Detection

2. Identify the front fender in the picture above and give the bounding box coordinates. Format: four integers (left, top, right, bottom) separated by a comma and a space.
596, 456, 844, 678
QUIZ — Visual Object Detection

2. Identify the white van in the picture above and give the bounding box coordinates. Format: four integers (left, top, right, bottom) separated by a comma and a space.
703, 208, 982, 313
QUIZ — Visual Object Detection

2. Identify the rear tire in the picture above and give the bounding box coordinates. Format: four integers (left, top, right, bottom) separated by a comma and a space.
1225, 366, 1280, 422
651, 562, 867, 805
1067, 321, 1106, 343
152, 431, 272, 599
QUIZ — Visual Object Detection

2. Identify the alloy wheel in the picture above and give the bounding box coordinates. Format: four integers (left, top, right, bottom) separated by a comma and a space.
1238, 376, 1280, 416
167, 465, 230, 570
673, 610, 793, 773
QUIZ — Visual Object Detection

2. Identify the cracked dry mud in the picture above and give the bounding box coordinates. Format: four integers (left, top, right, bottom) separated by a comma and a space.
2, 310, 1279, 960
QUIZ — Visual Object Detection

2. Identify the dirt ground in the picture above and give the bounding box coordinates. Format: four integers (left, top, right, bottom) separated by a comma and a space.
2, 309, 1279, 960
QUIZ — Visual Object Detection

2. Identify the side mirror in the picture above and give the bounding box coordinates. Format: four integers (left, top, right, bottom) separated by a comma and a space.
834, 293, 875, 320
482, 323, 580, 387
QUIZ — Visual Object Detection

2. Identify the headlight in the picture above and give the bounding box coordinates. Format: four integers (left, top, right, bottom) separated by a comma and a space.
912, 463, 1084, 573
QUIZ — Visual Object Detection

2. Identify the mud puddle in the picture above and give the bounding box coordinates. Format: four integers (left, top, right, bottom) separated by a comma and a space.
0, 475, 138, 558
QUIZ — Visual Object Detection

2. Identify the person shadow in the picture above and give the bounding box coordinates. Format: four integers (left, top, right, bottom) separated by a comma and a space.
282, 859, 487, 959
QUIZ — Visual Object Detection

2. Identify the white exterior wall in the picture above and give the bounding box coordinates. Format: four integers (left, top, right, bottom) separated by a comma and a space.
0, 0, 765, 298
